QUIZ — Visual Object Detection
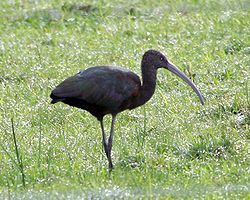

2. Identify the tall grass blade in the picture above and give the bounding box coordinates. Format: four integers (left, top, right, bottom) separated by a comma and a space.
11, 118, 26, 188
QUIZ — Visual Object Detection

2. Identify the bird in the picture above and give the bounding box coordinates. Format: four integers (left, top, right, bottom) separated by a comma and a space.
50, 50, 205, 174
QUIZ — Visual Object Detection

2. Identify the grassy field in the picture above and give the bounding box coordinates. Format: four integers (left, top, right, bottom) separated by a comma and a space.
0, 0, 249, 199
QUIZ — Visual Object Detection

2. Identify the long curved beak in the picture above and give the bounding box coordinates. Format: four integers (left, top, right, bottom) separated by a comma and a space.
165, 62, 205, 105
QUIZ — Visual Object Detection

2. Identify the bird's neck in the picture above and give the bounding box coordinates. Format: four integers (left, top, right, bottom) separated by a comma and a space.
137, 63, 157, 106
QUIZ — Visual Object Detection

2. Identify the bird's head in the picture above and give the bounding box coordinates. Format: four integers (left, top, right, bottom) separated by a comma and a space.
143, 49, 169, 70
143, 49, 205, 105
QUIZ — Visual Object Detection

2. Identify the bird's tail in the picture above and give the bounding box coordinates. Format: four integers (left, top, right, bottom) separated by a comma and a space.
50, 93, 64, 104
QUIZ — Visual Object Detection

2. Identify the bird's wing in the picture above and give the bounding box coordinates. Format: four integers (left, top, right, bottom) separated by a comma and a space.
51, 66, 141, 108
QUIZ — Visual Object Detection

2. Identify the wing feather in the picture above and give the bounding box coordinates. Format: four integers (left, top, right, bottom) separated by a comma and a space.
51, 66, 141, 109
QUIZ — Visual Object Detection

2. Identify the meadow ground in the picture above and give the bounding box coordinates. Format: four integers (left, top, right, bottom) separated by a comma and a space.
0, 0, 249, 199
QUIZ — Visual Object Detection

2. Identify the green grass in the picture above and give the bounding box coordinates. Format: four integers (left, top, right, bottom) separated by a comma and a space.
0, 0, 249, 199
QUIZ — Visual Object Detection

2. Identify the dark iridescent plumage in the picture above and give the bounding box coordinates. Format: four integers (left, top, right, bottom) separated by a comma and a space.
51, 66, 141, 120
50, 50, 205, 174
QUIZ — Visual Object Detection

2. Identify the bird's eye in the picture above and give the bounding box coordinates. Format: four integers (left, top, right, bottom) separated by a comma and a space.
160, 57, 164, 61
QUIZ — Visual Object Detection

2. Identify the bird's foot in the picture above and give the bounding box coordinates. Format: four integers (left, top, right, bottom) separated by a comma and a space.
108, 164, 113, 178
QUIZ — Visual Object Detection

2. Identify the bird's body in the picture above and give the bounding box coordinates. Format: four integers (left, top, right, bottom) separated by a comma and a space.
50, 50, 205, 174
51, 66, 142, 120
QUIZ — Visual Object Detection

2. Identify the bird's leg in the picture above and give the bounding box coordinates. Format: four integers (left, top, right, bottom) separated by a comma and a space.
100, 119, 109, 159
107, 114, 116, 173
